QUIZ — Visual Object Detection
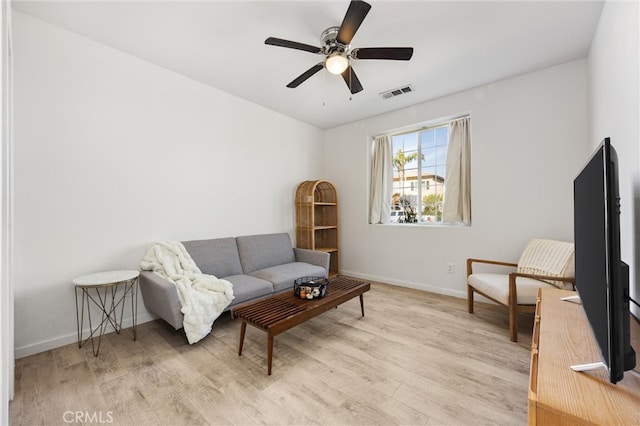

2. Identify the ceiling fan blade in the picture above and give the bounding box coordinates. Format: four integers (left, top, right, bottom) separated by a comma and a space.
265, 37, 322, 54
341, 65, 363, 94
287, 63, 324, 88
336, 0, 372, 45
352, 47, 414, 61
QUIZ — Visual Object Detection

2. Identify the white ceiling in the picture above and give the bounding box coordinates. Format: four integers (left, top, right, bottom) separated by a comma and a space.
13, 0, 604, 130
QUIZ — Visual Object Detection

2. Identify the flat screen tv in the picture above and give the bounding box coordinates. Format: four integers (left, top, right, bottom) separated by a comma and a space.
573, 137, 636, 384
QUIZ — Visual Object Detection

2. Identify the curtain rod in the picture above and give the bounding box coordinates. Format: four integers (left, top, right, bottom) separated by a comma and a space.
383, 113, 470, 138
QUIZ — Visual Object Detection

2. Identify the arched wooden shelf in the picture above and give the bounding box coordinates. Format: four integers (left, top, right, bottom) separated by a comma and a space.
295, 180, 339, 277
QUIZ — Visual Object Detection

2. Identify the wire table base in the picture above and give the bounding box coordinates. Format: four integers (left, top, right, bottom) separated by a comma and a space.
73, 270, 139, 357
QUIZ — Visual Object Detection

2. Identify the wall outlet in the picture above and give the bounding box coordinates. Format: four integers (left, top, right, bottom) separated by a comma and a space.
447, 263, 454, 273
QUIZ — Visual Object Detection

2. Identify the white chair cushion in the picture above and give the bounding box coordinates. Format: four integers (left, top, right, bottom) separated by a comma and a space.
516, 238, 575, 288
468, 273, 558, 305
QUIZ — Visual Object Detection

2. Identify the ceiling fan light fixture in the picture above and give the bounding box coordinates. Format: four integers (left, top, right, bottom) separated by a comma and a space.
265, 1, 413, 93
325, 53, 349, 75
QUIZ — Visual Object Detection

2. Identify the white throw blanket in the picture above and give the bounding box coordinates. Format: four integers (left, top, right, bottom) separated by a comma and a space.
140, 241, 234, 344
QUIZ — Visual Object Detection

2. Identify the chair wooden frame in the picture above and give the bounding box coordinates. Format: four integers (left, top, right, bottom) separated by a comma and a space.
467, 258, 575, 342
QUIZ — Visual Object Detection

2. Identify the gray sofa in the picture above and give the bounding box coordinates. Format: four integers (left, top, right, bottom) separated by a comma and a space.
139, 233, 329, 329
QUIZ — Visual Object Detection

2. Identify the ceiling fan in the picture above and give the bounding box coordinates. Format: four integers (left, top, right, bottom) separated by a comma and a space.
265, 0, 414, 95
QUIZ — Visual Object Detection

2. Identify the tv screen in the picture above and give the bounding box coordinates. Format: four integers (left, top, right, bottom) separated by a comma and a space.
573, 137, 636, 384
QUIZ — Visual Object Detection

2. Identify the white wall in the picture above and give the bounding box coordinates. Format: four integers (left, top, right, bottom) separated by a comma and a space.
323, 60, 588, 296
1, 0, 14, 420
12, 12, 323, 357
588, 0, 640, 316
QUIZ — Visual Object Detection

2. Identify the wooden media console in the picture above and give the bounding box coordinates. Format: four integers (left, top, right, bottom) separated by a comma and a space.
528, 288, 640, 425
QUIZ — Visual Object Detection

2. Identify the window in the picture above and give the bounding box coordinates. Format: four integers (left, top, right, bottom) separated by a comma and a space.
410, 181, 429, 191
370, 115, 471, 225
392, 125, 448, 223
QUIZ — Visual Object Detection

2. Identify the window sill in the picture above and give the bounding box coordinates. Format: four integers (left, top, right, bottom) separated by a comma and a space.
370, 222, 471, 228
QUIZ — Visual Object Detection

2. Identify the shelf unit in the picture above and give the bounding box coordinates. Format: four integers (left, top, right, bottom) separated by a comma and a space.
295, 180, 339, 277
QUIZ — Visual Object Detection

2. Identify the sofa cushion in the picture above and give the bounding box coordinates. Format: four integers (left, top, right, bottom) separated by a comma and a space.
182, 237, 243, 278
223, 274, 274, 305
250, 262, 327, 292
236, 233, 296, 274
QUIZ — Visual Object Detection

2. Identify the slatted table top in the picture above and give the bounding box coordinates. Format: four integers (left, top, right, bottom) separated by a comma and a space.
231, 276, 370, 332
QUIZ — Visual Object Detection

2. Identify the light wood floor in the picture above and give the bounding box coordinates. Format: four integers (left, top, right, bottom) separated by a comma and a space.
10, 281, 534, 425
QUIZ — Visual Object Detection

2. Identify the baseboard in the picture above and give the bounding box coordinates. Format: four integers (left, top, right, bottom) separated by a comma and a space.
16, 274, 496, 358
340, 269, 468, 299
14, 312, 157, 359
340, 269, 497, 305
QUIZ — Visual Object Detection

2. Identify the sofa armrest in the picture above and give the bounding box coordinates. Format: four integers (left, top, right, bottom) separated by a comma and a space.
139, 271, 184, 330
294, 248, 330, 275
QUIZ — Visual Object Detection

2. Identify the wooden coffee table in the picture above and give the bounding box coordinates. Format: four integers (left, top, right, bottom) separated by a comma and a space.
231, 276, 370, 375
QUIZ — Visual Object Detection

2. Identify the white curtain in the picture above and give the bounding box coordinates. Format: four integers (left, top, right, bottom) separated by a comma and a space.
369, 135, 392, 224
443, 117, 471, 224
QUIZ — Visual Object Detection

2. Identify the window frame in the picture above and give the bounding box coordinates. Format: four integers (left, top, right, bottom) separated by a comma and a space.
375, 113, 470, 227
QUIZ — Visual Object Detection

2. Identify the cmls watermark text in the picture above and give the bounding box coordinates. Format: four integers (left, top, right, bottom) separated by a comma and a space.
63, 411, 114, 424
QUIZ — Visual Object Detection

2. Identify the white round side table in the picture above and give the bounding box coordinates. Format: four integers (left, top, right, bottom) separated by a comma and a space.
73, 270, 139, 357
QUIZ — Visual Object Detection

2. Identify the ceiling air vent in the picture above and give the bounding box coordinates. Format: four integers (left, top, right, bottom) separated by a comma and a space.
380, 85, 414, 99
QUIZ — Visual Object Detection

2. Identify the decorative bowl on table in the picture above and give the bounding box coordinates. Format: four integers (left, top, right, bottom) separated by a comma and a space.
294, 277, 329, 300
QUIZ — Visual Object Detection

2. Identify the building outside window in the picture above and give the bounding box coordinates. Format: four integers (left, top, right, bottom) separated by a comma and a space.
391, 124, 448, 223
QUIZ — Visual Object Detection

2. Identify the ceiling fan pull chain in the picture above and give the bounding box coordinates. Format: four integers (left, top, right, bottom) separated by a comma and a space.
322, 67, 326, 107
